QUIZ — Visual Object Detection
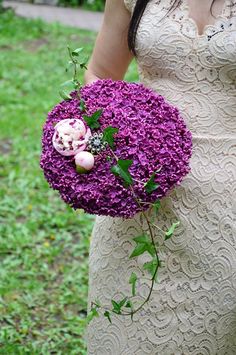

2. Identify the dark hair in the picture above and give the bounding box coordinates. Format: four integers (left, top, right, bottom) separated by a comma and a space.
128, 0, 218, 55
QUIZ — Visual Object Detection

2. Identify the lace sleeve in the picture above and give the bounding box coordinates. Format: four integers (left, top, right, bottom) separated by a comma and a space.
123, 0, 136, 14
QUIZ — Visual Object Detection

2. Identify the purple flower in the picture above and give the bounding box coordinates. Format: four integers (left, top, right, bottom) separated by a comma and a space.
40, 79, 192, 218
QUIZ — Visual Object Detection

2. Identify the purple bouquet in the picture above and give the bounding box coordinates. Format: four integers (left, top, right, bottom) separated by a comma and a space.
40, 46, 193, 323
40, 79, 192, 218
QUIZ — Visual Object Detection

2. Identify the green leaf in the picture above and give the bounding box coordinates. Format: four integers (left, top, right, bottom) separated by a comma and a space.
79, 99, 86, 112
59, 79, 76, 100
125, 299, 134, 321
104, 310, 112, 323
111, 299, 121, 314
144, 170, 160, 194
153, 199, 161, 214
71, 47, 84, 56
110, 296, 129, 315
129, 272, 137, 297
86, 307, 99, 323
110, 159, 133, 187
59, 90, 72, 100
132, 235, 149, 244
143, 257, 160, 282
102, 126, 119, 149
150, 199, 161, 225
129, 243, 147, 258
82, 65, 88, 70
118, 296, 128, 308
125, 300, 132, 308
65, 60, 73, 72
94, 298, 101, 308
153, 199, 161, 213
83, 109, 103, 129
165, 221, 180, 240
80, 62, 88, 70
111, 299, 120, 308
129, 234, 155, 259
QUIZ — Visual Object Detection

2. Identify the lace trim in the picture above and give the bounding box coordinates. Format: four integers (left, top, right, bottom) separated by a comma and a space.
124, 0, 236, 19
180, 0, 235, 37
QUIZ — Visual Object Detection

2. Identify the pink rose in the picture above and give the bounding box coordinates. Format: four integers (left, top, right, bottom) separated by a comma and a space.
52, 119, 92, 156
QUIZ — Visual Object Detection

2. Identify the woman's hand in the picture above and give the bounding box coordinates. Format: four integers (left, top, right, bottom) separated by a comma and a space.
84, 0, 134, 85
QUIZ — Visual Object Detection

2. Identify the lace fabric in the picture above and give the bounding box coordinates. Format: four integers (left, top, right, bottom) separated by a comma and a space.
85, 1, 236, 354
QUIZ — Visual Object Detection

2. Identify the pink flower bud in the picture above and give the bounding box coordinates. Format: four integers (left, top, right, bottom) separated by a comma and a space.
52, 119, 92, 156
75, 151, 95, 173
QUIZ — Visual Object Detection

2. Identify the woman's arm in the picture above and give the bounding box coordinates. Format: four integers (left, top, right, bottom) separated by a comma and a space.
84, 0, 134, 85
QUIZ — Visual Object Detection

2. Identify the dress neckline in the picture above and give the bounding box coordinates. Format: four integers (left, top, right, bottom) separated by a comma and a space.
181, 0, 230, 37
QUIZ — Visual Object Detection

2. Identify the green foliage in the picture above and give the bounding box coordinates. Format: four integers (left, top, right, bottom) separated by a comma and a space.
124, 298, 134, 321
0, 10, 138, 353
111, 296, 128, 315
111, 159, 133, 187
83, 109, 103, 129
153, 199, 161, 214
58, 0, 105, 11
104, 310, 112, 323
144, 168, 161, 194
165, 221, 180, 240
129, 235, 156, 259
143, 257, 161, 282
71, 47, 84, 56
60, 45, 89, 99
59, 79, 76, 99
79, 98, 86, 112
102, 126, 119, 149
129, 272, 137, 297
86, 306, 99, 323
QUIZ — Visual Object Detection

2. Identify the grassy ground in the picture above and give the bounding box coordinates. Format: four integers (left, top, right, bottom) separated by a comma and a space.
59, 0, 105, 11
0, 9, 138, 354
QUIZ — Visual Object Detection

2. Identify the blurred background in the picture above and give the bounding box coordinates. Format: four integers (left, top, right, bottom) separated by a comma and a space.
0, 0, 138, 353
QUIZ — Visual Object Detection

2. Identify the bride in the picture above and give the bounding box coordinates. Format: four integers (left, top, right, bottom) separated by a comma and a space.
84, 0, 236, 353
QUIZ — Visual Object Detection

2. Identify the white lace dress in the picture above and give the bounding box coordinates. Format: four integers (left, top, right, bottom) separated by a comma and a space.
85, 0, 236, 354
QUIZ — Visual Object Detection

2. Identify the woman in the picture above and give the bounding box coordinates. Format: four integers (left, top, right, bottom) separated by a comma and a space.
84, 0, 236, 353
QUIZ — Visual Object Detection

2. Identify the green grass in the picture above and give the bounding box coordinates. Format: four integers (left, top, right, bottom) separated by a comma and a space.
0, 9, 138, 354
59, 0, 105, 11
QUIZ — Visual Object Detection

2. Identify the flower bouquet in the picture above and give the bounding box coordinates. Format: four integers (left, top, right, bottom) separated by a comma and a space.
40, 46, 192, 323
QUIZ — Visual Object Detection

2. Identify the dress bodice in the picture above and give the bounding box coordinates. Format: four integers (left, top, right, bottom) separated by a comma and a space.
124, 0, 236, 137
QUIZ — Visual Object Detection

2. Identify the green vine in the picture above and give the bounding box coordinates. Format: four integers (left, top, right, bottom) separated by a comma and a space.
60, 46, 180, 325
